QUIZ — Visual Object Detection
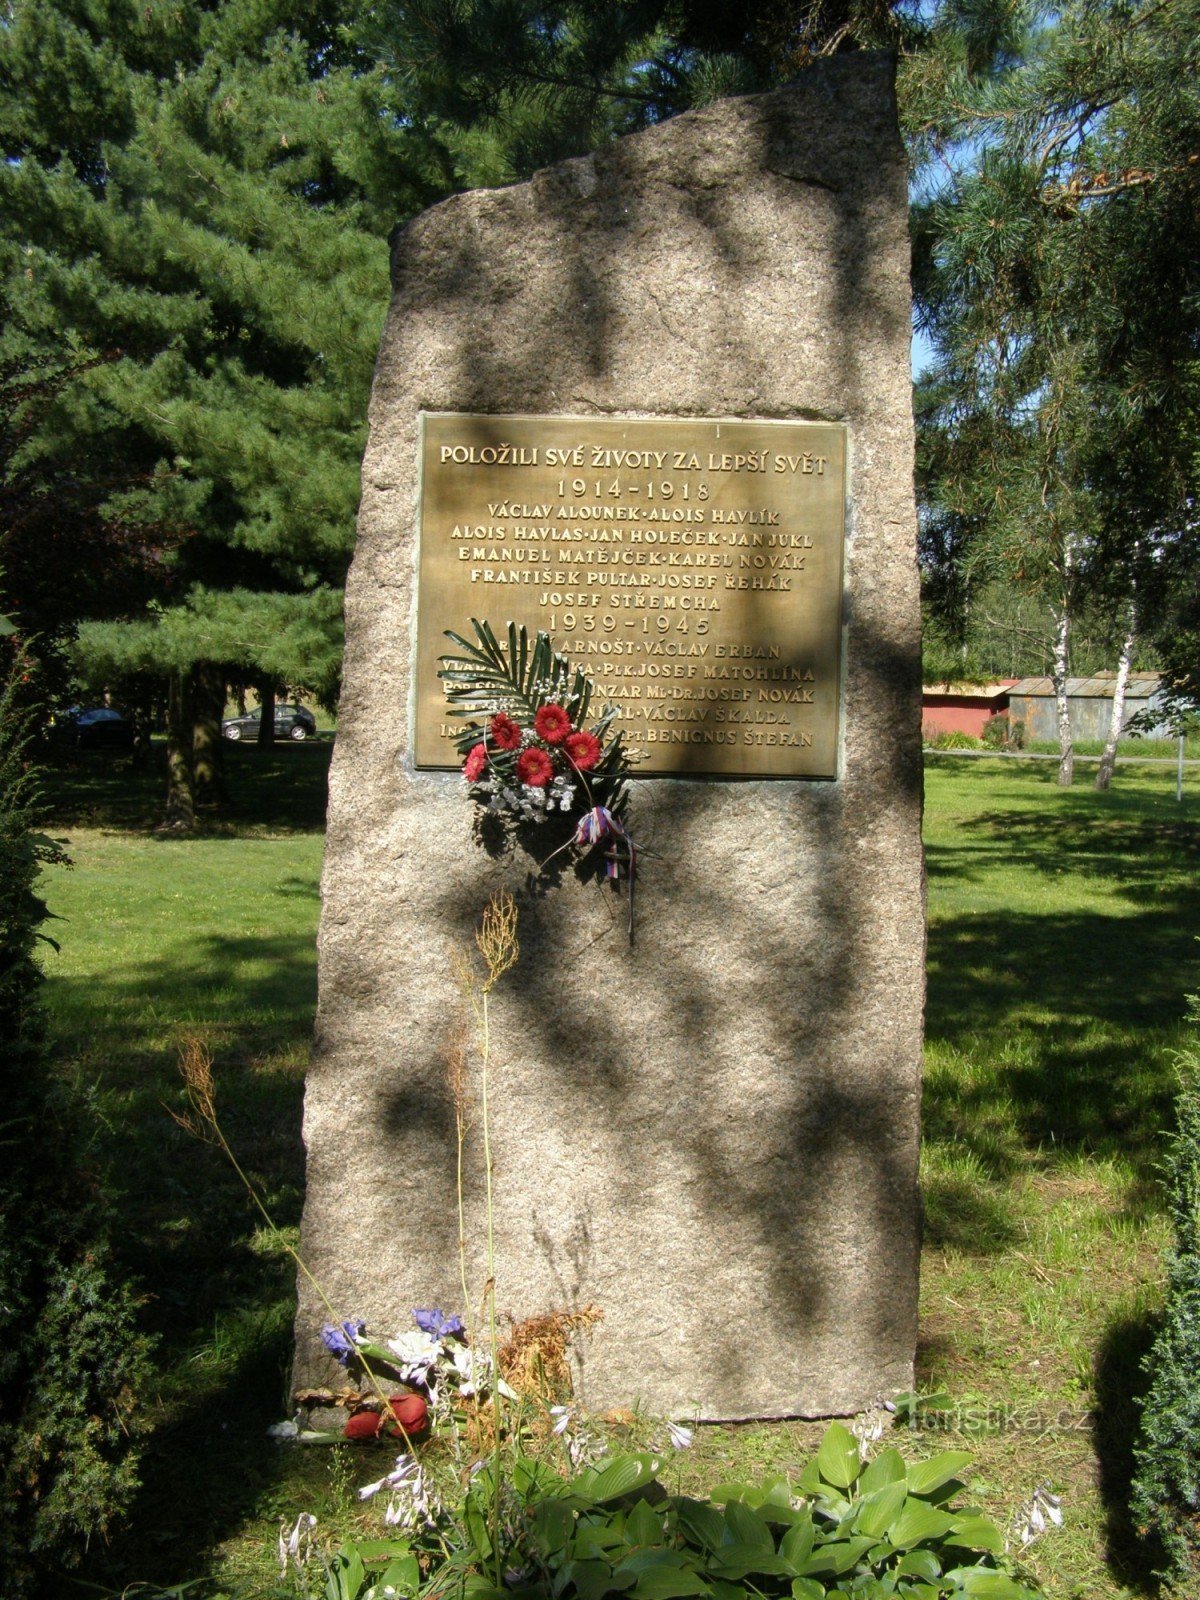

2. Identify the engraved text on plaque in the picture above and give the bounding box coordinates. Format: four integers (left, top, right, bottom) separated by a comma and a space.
414, 414, 846, 778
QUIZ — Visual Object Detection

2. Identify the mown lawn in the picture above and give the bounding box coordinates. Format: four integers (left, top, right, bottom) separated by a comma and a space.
38, 746, 1200, 1598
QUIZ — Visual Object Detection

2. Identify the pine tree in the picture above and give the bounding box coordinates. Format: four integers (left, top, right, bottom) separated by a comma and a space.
369, 0, 921, 186
1130, 998, 1200, 1585
0, 0, 454, 820
908, 0, 1200, 783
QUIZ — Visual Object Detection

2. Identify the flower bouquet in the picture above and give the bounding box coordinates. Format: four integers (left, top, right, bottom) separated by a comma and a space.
277, 1307, 516, 1445
439, 620, 638, 915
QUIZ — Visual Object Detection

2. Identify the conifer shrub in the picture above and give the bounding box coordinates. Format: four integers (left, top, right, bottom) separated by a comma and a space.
1130, 999, 1200, 1585
0, 656, 152, 1593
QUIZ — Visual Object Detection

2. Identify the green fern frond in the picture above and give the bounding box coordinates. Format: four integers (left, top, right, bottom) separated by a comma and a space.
438, 618, 631, 819
439, 618, 594, 728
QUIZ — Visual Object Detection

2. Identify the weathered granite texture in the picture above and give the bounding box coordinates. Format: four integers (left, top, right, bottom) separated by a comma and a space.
296, 53, 924, 1419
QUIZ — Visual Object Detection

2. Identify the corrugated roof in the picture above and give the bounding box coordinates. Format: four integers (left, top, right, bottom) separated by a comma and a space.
1009, 672, 1161, 699
922, 681, 1015, 699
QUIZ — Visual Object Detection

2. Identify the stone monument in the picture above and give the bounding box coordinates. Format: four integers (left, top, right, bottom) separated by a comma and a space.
296, 51, 924, 1419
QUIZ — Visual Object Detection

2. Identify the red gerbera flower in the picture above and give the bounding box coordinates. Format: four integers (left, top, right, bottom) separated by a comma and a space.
564, 730, 602, 772
488, 712, 522, 751
463, 743, 488, 782
533, 704, 572, 745
516, 747, 555, 787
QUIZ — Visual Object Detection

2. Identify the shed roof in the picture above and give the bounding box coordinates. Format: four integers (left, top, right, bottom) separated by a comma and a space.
922, 681, 1015, 700
1009, 672, 1161, 699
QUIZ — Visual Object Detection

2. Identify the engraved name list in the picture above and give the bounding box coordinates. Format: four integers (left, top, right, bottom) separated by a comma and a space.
414, 413, 846, 778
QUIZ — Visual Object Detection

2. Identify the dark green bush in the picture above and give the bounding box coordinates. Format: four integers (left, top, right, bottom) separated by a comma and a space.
0, 656, 152, 1593
981, 715, 1024, 752
1129, 997, 1200, 1586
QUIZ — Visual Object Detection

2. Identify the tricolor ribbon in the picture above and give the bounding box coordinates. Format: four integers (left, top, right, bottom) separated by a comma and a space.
543, 804, 638, 942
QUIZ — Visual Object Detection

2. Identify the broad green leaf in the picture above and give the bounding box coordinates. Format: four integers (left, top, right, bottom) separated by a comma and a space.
724, 1500, 775, 1554
817, 1423, 863, 1490
906, 1452, 975, 1497
949, 1570, 1040, 1598
860, 1449, 907, 1494
351, 1538, 414, 1562
797, 1536, 874, 1575
573, 1560, 620, 1600
897, 1548, 942, 1580
627, 1499, 664, 1547
790, 1581, 824, 1600
947, 1515, 1004, 1554
460, 1581, 509, 1600
533, 1498, 577, 1556
328, 1546, 364, 1600
375, 1555, 420, 1593
779, 1514, 815, 1569
615, 1550, 692, 1579
576, 1522, 629, 1556
888, 1501, 956, 1550
709, 1482, 752, 1505
796, 1460, 824, 1497
855, 1482, 909, 1537
628, 1571, 712, 1599
585, 1455, 654, 1504
707, 1548, 795, 1580
675, 1500, 726, 1552
516, 1455, 568, 1498
760, 1476, 794, 1509
466, 1496, 494, 1560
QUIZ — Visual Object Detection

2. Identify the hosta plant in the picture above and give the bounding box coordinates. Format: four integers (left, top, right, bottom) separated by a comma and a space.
318, 1422, 1040, 1600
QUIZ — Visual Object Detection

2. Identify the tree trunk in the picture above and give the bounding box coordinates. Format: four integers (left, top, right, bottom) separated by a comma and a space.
257, 680, 276, 748
1052, 601, 1073, 786
1095, 617, 1136, 792
164, 668, 195, 831
192, 663, 227, 809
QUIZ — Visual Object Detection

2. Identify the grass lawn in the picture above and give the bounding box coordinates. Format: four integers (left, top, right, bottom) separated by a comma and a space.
37, 746, 1200, 1598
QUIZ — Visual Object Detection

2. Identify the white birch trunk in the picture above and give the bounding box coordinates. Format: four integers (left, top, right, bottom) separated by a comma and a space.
1052, 606, 1073, 785
1052, 532, 1074, 786
1095, 610, 1136, 792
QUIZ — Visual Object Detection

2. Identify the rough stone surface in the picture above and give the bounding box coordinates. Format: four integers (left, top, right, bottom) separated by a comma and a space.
296, 53, 924, 1420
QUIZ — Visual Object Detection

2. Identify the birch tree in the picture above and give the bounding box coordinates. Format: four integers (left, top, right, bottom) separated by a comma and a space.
909, 0, 1200, 783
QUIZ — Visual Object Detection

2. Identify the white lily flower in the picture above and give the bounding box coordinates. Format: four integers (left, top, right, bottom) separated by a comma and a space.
267, 1419, 300, 1440
1014, 1484, 1064, 1549
278, 1512, 316, 1577
364, 1455, 440, 1531
386, 1329, 441, 1385
666, 1421, 694, 1450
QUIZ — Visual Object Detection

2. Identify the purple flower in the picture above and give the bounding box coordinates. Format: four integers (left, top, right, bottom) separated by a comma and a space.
321, 1319, 366, 1364
412, 1307, 465, 1340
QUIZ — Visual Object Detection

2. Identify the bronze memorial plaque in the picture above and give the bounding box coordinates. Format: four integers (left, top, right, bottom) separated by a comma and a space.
413, 414, 846, 778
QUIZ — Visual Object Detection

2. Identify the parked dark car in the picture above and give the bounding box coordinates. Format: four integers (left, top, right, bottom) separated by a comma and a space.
71, 707, 135, 750
221, 702, 317, 742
